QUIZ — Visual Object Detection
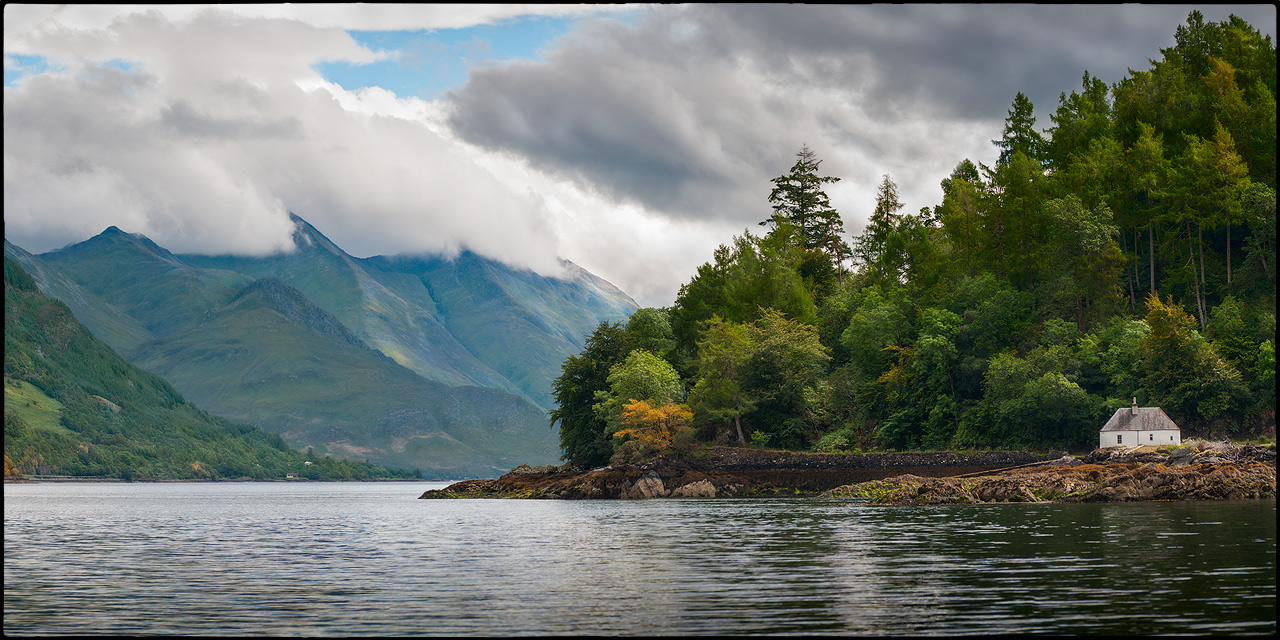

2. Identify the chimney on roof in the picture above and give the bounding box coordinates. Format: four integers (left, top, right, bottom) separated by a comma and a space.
1132, 397, 1137, 415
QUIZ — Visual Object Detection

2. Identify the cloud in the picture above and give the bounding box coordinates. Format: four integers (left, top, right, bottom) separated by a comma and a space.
443, 3, 1276, 239
3, 8, 566, 277
1, 4, 636, 38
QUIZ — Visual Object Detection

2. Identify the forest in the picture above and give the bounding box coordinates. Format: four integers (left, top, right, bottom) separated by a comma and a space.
551, 12, 1276, 467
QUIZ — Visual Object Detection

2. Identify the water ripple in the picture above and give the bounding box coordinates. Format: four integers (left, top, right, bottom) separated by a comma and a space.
4, 484, 1275, 636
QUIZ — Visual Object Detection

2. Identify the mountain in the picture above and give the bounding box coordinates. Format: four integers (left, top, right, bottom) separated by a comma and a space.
4, 240, 154, 353
129, 277, 556, 477
7, 215, 636, 474
35, 227, 253, 338
177, 215, 529, 400
180, 214, 639, 409
3, 257, 411, 480
363, 251, 638, 409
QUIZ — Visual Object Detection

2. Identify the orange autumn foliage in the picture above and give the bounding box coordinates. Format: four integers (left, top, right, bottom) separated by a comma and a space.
613, 399, 693, 456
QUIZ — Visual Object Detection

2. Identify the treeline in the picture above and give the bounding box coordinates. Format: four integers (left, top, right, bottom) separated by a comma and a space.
4, 257, 418, 480
551, 12, 1276, 467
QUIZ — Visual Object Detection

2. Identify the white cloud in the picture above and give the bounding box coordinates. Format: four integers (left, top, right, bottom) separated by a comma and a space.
3, 8, 570, 280
2, 4, 638, 42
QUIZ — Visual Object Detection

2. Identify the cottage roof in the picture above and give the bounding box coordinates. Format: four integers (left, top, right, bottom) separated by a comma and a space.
1100, 406, 1179, 432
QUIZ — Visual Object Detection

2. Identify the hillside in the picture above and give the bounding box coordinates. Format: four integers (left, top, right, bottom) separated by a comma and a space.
177, 215, 529, 398
4, 240, 154, 353
36, 227, 253, 338
130, 276, 557, 476
3, 257, 410, 480
364, 251, 639, 409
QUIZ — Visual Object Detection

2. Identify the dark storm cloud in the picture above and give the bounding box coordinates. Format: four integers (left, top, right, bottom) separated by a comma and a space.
444, 4, 1275, 222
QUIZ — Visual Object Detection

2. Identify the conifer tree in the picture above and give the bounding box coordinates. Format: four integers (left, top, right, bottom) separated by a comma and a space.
993, 92, 1047, 165
761, 145, 851, 280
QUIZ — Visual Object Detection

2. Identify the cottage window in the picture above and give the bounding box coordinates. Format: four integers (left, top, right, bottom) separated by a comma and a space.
1150, 434, 1154, 441
1117, 434, 1123, 444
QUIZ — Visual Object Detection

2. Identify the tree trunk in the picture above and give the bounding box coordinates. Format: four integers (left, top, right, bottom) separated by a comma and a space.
1149, 222, 1156, 296
734, 415, 745, 446
1192, 222, 1203, 325
1128, 226, 1137, 305
1187, 220, 1206, 331
1198, 221, 1206, 284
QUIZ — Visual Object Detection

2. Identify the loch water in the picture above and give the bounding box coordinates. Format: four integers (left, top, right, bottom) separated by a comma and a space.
3, 482, 1275, 636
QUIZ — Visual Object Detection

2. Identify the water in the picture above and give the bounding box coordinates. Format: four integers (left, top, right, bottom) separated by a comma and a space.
4, 482, 1275, 636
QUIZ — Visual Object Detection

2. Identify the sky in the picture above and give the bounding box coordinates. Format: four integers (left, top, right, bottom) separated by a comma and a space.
3, 4, 1276, 308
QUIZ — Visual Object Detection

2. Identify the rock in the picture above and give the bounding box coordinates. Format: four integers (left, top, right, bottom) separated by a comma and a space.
508, 464, 560, 475
622, 471, 667, 499
1167, 446, 1197, 466
671, 479, 717, 498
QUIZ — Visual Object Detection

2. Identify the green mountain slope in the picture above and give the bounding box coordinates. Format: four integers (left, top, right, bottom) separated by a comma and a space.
364, 252, 638, 408
4, 240, 154, 353
3, 258, 409, 480
37, 227, 252, 338
130, 277, 557, 477
178, 214, 526, 398
178, 214, 638, 409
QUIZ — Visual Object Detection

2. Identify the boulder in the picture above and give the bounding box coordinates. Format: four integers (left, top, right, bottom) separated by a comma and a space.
671, 479, 717, 498
621, 471, 667, 499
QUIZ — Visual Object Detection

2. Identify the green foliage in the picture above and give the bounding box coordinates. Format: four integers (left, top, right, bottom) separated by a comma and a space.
994, 92, 1047, 166
840, 285, 913, 380
687, 316, 757, 444
550, 321, 628, 468
1142, 295, 1251, 428
669, 230, 817, 361
593, 349, 685, 439
744, 309, 830, 449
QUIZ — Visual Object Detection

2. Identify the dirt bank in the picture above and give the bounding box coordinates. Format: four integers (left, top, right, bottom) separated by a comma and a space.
419, 447, 1062, 499
824, 443, 1276, 504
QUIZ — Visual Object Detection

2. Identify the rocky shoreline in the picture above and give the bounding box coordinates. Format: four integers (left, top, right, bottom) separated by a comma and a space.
419, 443, 1275, 502
824, 442, 1276, 504
419, 447, 1065, 499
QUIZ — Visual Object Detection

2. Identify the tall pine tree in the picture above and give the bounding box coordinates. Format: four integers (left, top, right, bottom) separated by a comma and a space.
761, 145, 851, 280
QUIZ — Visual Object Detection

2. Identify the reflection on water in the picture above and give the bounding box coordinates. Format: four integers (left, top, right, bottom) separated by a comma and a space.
4, 483, 1275, 636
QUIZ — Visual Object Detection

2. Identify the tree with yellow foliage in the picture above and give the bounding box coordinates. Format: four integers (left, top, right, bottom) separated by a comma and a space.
611, 399, 694, 464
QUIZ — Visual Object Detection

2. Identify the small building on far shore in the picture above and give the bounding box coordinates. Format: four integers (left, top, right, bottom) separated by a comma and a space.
1100, 398, 1181, 448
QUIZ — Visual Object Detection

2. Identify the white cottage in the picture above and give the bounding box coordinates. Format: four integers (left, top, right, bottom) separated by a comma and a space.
1099, 398, 1181, 448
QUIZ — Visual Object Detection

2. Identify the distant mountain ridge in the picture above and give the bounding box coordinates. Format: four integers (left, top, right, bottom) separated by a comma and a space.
4, 215, 637, 474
